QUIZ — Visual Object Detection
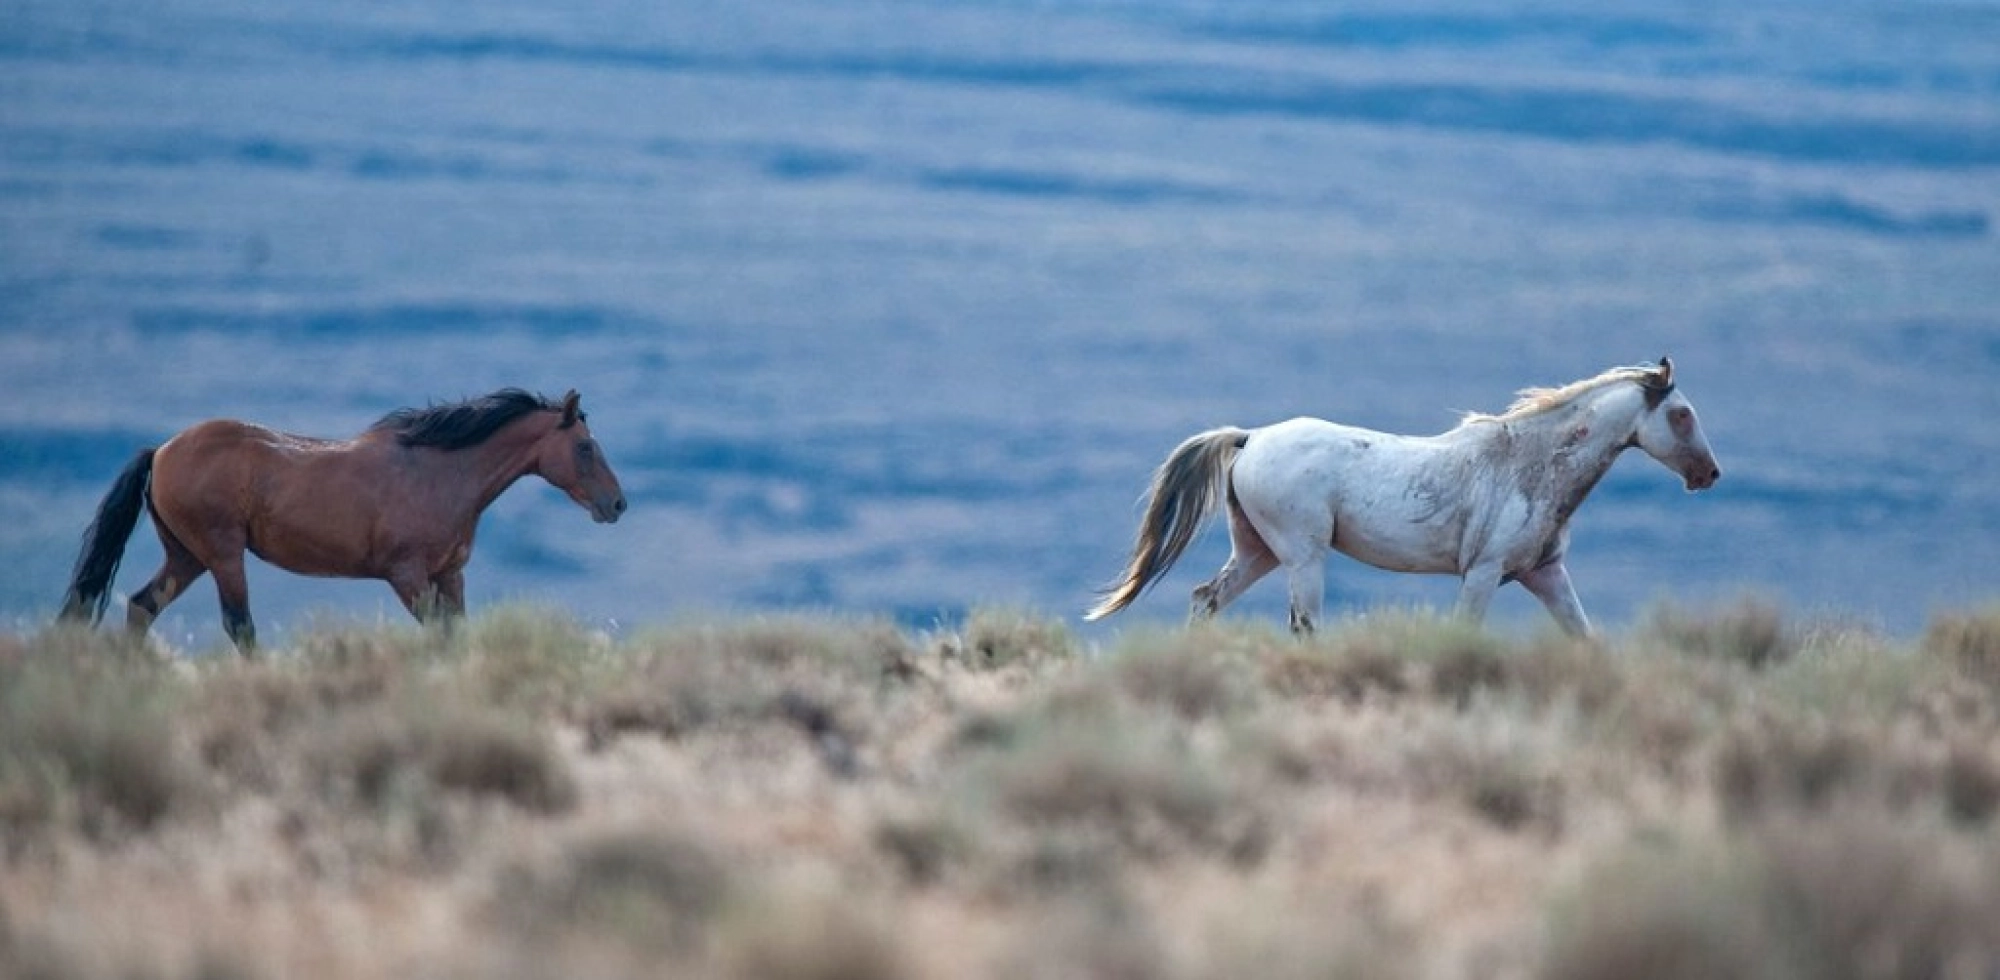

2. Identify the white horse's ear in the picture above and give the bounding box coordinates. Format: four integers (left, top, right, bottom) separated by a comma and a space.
1652, 356, 1674, 388
560, 389, 581, 428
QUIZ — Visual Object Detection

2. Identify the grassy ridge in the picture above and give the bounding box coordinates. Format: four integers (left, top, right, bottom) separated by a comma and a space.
3, 601, 1998, 979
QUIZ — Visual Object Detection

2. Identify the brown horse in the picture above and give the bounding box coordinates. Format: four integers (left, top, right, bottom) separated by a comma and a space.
59, 388, 626, 653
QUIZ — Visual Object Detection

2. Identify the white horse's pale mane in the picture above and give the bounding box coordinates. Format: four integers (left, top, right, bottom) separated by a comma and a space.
1460, 364, 1662, 425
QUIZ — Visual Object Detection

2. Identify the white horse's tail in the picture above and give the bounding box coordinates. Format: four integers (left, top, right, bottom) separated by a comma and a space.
1086, 426, 1250, 621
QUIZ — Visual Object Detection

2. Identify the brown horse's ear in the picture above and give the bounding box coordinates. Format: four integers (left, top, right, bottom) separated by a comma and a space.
560, 389, 581, 428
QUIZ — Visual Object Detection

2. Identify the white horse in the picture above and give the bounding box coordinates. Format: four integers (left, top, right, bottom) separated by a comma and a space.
1086, 358, 1720, 637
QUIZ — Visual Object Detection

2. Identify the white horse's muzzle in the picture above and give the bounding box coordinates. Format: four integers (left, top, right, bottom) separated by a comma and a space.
1682, 459, 1721, 491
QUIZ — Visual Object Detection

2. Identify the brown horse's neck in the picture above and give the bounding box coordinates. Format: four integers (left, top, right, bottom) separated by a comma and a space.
399, 412, 558, 526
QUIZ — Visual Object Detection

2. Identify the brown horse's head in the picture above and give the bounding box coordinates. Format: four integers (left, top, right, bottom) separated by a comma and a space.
537, 390, 627, 523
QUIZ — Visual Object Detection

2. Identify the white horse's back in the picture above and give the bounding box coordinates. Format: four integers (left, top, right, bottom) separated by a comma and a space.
1232, 418, 1467, 575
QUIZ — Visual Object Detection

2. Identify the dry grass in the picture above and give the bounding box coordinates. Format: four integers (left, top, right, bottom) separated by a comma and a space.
2, 600, 1997, 979
0, 630, 201, 845
1544, 808, 2000, 980
1641, 594, 1800, 669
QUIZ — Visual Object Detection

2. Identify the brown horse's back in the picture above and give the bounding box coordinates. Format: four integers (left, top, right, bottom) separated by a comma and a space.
151, 420, 396, 578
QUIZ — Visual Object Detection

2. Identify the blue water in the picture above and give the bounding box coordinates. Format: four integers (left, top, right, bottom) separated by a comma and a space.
3, 0, 1996, 648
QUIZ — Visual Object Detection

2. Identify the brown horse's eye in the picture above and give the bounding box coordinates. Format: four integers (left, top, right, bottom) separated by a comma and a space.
577, 440, 597, 468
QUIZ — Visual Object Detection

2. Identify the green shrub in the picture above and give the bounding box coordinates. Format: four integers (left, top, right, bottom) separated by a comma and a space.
498, 830, 734, 955
995, 891, 1166, 980
1545, 811, 2000, 980
942, 608, 1075, 670
872, 809, 974, 886
1260, 637, 1411, 703
1194, 888, 1417, 980
1940, 739, 2000, 824
458, 605, 610, 713
967, 709, 1265, 863
714, 882, 914, 980
310, 697, 577, 816
1108, 633, 1253, 720
1541, 835, 1793, 980
1754, 810, 2000, 980
641, 615, 917, 678
576, 649, 729, 748
1400, 711, 1569, 835
1712, 718, 1878, 819
1257, 612, 1516, 706
1643, 597, 1798, 670
577, 626, 879, 749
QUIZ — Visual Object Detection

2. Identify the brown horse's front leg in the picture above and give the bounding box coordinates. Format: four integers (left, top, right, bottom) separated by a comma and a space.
433, 568, 467, 621
389, 572, 439, 623
389, 566, 463, 629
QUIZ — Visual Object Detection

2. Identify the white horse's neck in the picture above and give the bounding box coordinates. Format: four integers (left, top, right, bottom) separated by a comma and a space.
1464, 382, 1644, 519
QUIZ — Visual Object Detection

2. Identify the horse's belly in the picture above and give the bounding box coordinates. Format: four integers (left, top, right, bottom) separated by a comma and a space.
246, 527, 377, 578
1331, 513, 1461, 575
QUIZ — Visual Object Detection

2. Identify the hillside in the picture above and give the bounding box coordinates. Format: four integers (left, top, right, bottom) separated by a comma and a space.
4, 602, 1999, 979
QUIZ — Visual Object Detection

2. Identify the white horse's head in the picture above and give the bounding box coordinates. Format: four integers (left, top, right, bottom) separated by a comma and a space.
1630, 357, 1721, 491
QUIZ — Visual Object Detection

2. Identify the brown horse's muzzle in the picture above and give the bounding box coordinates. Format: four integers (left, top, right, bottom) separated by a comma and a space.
589, 493, 627, 524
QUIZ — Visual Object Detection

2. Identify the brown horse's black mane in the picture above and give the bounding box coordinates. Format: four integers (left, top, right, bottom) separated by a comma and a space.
371, 389, 565, 450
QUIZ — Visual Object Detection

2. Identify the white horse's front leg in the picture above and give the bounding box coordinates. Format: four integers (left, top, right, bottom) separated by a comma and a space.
1515, 560, 1594, 638
1453, 565, 1504, 625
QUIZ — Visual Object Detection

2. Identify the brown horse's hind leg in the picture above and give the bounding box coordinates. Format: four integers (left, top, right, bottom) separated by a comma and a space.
208, 552, 257, 654
127, 517, 208, 635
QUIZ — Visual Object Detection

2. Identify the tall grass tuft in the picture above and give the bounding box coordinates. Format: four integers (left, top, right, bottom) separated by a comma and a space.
1643, 596, 1798, 670
942, 608, 1075, 670
1923, 604, 2000, 689
1108, 629, 1255, 720
459, 604, 612, 714
1541, 833, 1797, 980
0, 630, 199, 842
576, 615, 913, 750
1544, 810, 2000, 980
960, 703, 1267, 864
714, 879, 915, 980
310, 697, 578, 816
495, 829, 735, 955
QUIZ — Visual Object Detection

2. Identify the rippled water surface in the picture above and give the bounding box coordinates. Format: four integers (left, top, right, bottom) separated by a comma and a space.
3, 0, 1996, 646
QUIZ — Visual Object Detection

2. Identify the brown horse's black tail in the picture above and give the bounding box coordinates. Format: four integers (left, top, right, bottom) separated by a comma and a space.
60, 448, 156, 625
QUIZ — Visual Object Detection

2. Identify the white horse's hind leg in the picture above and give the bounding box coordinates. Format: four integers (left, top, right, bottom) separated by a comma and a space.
1190, 501, 1278, 621
1515, 560, 1594, 638
1250, 513, 1330, 637
1283, 560, 1325, 635
1231, 453, 1334, 637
